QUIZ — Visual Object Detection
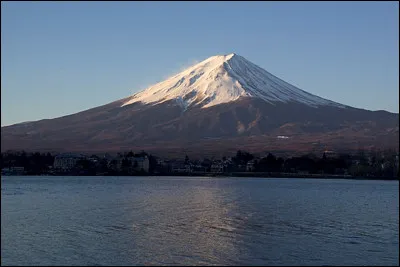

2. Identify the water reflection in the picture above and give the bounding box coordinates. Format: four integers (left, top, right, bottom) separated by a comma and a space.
125, 178, 244, 265
1, 177, 398, 266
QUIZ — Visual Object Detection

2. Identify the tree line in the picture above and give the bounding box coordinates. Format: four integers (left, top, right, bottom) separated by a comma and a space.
1, 149, 398, 179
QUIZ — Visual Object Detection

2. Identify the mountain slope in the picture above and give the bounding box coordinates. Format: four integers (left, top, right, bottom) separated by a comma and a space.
1, 53, 398, 156
122, 53, 345, 109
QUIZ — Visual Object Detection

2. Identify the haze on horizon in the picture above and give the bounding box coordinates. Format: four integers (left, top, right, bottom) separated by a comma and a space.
1, 1, 399, 126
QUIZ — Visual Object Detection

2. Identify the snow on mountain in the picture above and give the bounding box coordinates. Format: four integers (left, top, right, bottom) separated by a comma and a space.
123, 53, 347, 109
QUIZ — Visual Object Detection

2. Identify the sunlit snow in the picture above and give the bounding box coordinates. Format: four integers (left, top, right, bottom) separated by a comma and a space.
122, 53, 346, 110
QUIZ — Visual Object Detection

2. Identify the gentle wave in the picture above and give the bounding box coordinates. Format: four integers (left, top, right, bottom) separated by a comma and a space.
1, 176, 398, 266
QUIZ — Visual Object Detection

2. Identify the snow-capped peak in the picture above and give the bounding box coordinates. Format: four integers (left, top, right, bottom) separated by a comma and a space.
121, 53, 346, 109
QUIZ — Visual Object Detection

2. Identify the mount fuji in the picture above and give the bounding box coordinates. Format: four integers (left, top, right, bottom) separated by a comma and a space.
1, 53, 398, 157
122, 53, 346, 110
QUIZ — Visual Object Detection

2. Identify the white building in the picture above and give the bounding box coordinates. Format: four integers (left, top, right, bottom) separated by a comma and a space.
246, 160, 256, 171
211, 162, 224, 173
53, 153, 86, 170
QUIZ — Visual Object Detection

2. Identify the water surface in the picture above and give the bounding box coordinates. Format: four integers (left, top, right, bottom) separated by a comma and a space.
1, 176, 399, 266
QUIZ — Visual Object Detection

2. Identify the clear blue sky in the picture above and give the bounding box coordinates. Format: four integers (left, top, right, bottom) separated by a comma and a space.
1, 1, 398, 126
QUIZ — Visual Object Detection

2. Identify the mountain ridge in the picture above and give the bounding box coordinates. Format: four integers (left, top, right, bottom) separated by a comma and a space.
121, 53, 347, 110
1, 53, 398, 155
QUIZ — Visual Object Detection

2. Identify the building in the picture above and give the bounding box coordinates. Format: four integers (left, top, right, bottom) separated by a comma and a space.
53, 153, 86, 171
1, 167, 25, 175
88, 156, 99, 163
132, 156, 150, 172
112, 155, 150, 173
246, 160, 256, 171
171, 161, 191, 173
211, 162, 224, 173
192, 164, 207, 173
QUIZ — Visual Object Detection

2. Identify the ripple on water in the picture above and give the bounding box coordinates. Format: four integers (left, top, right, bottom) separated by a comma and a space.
1, 176, 398, 266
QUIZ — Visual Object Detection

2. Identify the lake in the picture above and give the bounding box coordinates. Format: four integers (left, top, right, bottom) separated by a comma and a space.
1, 176, 399, 266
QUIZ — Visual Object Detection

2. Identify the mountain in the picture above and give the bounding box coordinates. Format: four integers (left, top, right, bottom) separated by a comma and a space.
122, 53, 345, 109
1, 53, 398, 157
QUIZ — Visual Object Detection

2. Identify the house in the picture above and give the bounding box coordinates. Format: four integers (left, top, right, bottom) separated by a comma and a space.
211, 161, 224, 173
53, 153, 86, 171
2, 167, 25, 175
132, 156, 150, 172
171, 160, 191, 173
192, 164, 207, 173
112, 155, 150, 173
88, 156, 99, 163
246, 160, 256, 171
223, 158, 233, 165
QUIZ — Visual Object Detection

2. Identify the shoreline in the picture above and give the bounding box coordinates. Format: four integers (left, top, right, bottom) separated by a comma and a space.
2, 172, 398, 181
